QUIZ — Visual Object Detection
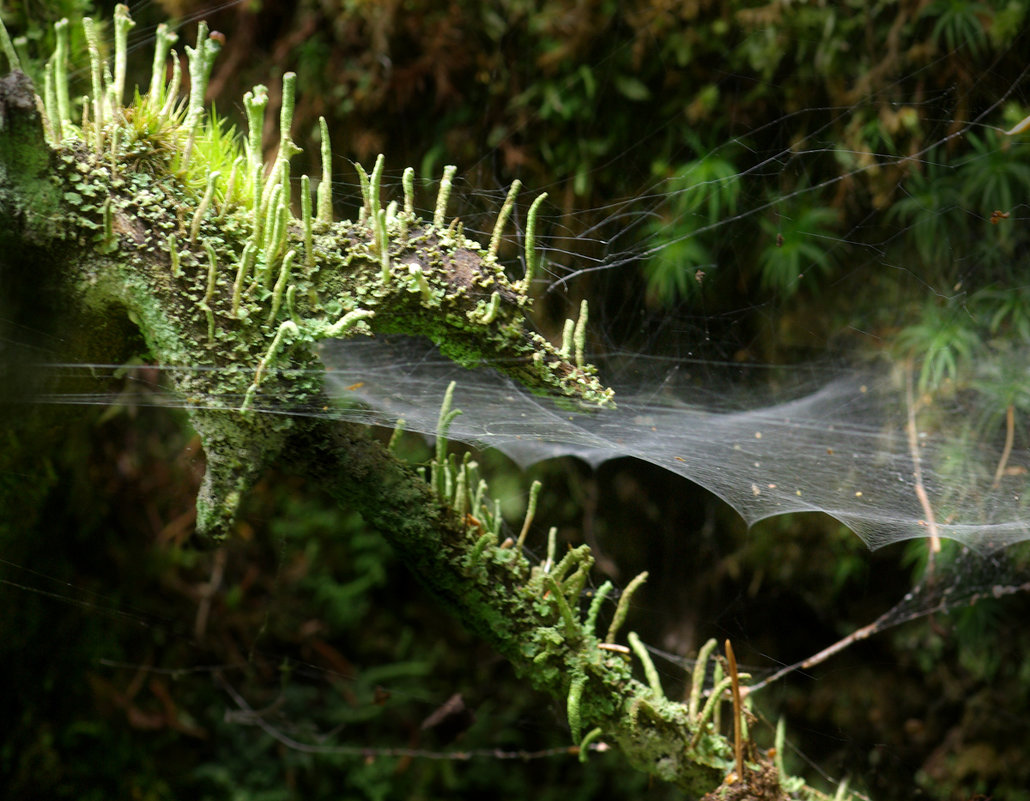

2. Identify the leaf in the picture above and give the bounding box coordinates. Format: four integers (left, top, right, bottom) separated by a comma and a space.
614, 74, 650, 101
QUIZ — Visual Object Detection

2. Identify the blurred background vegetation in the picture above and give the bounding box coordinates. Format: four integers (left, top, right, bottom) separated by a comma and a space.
5, 0, 1030, 798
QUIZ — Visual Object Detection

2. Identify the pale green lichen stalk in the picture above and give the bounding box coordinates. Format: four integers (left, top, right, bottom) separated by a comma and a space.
111, 5, 134, 109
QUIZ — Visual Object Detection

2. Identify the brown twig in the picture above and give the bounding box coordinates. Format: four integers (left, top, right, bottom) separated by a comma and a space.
216, 672, 609, 761
992, 404, 1015, 488
905, 366, 941, 554
725, 639, 744, 781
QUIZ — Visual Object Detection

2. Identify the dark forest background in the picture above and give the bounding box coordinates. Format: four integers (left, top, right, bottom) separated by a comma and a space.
5, 1, 1030, 799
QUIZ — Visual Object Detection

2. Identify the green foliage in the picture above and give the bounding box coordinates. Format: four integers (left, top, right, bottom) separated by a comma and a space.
956, 130, 1030, 218
885, 153, 964, 269
281, 500, 391, 630
758, 203, 838, 297
921, 0, 993, 55
642, 149, 740, 303
642, 230, 712, 305
171, 104, 244, 195
895, 299, 983, 393
990, 0, 1029, 45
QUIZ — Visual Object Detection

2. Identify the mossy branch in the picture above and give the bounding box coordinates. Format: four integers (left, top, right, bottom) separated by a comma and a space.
0, 13, 854, 799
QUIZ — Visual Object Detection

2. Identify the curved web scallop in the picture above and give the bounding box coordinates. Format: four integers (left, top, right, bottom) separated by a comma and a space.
321, 335, 1030, 553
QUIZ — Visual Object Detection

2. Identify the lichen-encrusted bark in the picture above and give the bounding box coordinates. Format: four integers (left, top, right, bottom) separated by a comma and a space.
291, 415, 732, 795
0, 15, 853, 798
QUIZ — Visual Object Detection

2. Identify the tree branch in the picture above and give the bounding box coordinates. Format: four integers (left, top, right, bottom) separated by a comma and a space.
0, 18, 854, 797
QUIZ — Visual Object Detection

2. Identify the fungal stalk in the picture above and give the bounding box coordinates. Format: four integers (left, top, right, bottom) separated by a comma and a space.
605, 571, 648, 643
488, 179, 521, 259
402, 166, 415, 216
241, 321, 300, 412
368, 153, 384, 218
244, 86, 269, 216
42, 61, 58, 143
158, 56, 181, 120
521, 192, 548, 292
689, 639, 719, 720
231, 242, 256, 317
273, 72, 300, 211
628, 632, 664, 699
190, 171, 221, 244
182, 22, 222, 168
475, 291, 500, 324
53, 19, 71, 133
560, 318, 575, 359
199, 241, 219, 343
376, 207, 390, 283
317, 116, 333, 225
111, 4, 135, 109
268, 249, 297, 323
516, 479, 542, 550
81, 17, 105, 152
584, 580, 613, 635
573, 299, 589, 368
567, 673, 587, 744
168, 235, 181, 278
301, 174, 314, 272
0, 15, 21, 71
324, 309, 374, 337
434, 165, 457, 229
147, 23, 178, 107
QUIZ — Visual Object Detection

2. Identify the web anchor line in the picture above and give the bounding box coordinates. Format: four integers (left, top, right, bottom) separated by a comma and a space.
745, 561, 1030, 697
743, 619, 881, 698
216, 672, 610, 761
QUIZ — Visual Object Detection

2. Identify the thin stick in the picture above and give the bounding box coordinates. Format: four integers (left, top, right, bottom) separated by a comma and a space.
745, 619, 880, 697
747, 572, 1030, 698
725, 640, 744, 780
992, 404, 1015, 488
905, 366, 941, 553
218, 671, 606, 760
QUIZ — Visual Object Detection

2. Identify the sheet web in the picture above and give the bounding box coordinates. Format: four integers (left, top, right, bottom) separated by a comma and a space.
319, 336, 1030, 552
34, 334, 1030, 552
